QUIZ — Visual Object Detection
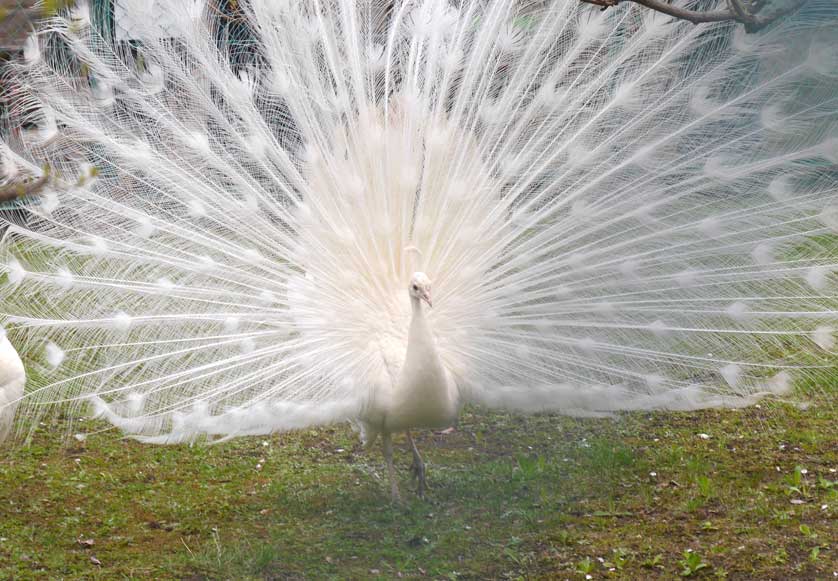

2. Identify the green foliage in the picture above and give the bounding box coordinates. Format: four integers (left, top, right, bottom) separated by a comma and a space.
642, 553, 664, 569
696, 475, 714, 498
514, 453, 546, 481
575, 556, 595, 576
41, 0, 78, 16
783, 465, 813, 498
603, 547, 631, 571
679, 550, 709, 577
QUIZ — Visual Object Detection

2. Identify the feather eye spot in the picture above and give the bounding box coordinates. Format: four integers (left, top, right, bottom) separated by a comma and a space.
45, 342, 65, 369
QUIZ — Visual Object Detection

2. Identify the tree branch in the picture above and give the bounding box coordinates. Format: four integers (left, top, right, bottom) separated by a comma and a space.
0, 174, 49, 204
579, 0, 808, 32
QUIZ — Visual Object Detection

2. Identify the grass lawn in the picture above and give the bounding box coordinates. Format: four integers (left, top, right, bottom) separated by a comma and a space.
0, 394, 835, 580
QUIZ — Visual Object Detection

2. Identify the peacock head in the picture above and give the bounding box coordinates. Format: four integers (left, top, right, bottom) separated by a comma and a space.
409, 272, 433, 308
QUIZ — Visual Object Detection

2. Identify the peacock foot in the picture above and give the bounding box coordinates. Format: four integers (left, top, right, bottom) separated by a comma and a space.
410, 457, 428, 498
406, 431, 430, 499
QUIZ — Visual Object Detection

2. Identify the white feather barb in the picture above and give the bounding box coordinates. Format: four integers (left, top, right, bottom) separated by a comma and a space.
0, 0, 835, 443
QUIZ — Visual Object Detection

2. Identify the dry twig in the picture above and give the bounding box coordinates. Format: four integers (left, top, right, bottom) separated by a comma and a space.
579, 0, 808, 32
0, 174, 49, 204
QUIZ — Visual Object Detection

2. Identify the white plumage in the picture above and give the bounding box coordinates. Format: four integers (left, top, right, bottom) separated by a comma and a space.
0, 0, 836, 498
361, 272, 459, 498
0, 334, 25, 443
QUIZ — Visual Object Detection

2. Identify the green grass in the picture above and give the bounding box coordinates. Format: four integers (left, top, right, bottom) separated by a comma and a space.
0, 395, 835, 580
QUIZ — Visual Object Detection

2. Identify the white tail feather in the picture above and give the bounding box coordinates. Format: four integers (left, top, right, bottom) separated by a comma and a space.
0, 0, 835, 442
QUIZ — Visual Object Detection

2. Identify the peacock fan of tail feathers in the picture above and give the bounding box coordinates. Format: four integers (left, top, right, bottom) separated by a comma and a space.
0, 0, 836, 453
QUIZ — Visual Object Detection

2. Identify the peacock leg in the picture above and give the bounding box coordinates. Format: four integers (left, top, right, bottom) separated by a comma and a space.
382, 432, 401, 502
407, 431, 427, 498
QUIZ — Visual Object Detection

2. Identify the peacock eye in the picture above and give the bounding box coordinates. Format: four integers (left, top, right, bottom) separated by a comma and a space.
412, 284, 418, 290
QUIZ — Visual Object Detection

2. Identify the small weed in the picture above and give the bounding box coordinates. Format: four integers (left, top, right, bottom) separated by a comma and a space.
772, 509, 792, 523
515, 454, 546, 481
784, 465, 801, 487
685, 495, 706, 512
685, 457, 710, 479
679, 550, 709, 577
603, 547, 630, 571
696, 475, 714, 498
553, 530, 575, 546
642, 553, 664, 569
575, 556, 595, 576
799, 524, 817, 540
784, 466, 811, 498
503, 537, 534, 570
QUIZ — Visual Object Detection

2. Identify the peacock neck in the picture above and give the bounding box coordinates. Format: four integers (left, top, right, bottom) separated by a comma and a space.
407, 295, 435, 357
410, 295, 423, 317
399, 292, 457, 427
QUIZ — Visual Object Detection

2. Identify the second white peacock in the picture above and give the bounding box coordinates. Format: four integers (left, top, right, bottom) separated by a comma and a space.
0, 332, 25, 443
0, 0, 836, 500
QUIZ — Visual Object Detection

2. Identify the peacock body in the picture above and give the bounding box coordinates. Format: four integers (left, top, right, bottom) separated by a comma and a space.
0, 334, 25, 442
0, 0, 835, 496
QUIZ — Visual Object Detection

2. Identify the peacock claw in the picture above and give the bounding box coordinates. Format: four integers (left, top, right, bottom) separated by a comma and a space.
410, 458, 428, 498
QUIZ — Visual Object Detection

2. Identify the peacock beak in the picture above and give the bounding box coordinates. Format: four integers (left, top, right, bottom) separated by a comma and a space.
421, 289, 433, 308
